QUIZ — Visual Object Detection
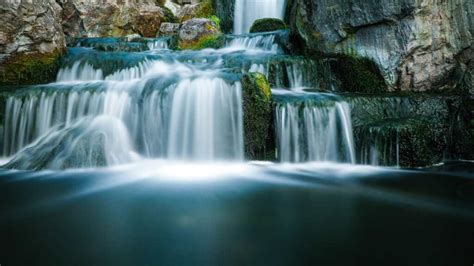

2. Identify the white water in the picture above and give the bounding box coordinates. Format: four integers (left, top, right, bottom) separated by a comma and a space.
227, 33, 280, 53
3, 59, 244, 168
234, 0, 287, 34
274, 92, 356, 163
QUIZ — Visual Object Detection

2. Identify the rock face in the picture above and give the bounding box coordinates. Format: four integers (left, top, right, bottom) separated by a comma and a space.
178, 18, 223, 49
348, 94, 470, 166
212, 0, 234, 33
0, 0, 66, 85
241, 72, 274, 160
57, 0, 175, 38
288, 0, 474, 92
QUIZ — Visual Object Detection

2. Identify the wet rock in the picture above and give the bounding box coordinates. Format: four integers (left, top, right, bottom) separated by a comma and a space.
288, 0, 474, 92
178, 18, 223, 50
212, 0, 234, 33
241, 72, 274, 160
0, 0, 66, 85
250, 18, 287, 33
346, 94, 472, 166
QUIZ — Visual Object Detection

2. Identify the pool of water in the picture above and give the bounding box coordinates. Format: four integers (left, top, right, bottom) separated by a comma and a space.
1, 161, 473, 265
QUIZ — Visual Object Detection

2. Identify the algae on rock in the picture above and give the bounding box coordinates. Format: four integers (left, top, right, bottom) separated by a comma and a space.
241, 72, 274, 160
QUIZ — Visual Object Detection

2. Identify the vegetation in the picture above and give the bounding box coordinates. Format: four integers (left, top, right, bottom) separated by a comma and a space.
178, 34, 224, 50
242, 72, 274, 160
330, 54, 387, 93
0, 50, 64, 86
250, 18, 287, 33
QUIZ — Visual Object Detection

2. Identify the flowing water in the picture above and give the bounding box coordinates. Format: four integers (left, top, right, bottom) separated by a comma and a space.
0, 161, 473, 265
234, 0, 287, 34
0, 6, 473, 264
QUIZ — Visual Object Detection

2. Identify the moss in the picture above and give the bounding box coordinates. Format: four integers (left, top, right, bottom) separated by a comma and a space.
242, 72, 274, 160
0, 50, 64, 86
250, 18, 287, 33
162, 6, 178, 23
178, 34, 224, 50
195, 0, 215, 18
330, 54, 387, 93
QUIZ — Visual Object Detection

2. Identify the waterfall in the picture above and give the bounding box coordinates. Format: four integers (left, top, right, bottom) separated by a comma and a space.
273, 92, 356, 163
227, 33, 280, 53
234, 0, 287, 34
3, 58, 245, 168
147, 38, 169, 51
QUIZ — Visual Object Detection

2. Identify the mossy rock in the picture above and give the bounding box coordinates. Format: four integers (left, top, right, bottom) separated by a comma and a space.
0, 50, 64, 86
195, 0, 215, 18
177, 18, 223, 50
250, 18, 288, 33
241, 72, 274, 160
330, 54, 387, 93
178, 34, 224, 50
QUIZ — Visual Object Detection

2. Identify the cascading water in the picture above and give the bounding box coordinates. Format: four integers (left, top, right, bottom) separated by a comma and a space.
273, 92, 356, 163
3, 55, 244, 168
234, 0, 287, 34
2, 15, 357, 169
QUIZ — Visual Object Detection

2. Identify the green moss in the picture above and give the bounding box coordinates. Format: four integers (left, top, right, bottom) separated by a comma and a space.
330, 54, 387, 93
250, 18, 287, 33
162, 6, 178, 23
195, 0, 215, 18
178, 34, 224, 50
0, 50, 64, 86
242, 72, 274, 160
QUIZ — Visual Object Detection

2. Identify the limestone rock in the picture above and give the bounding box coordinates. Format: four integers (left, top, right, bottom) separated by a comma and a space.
178, 18, 223, 50
288, 0, 474, 92
159, 23, 181, 37
57, 0, 176, 38
0, 0, 66, 85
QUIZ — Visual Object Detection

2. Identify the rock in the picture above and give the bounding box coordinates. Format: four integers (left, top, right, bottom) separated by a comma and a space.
177, 0, 215, 22
57, 0, 177, 38
0, 0, 66, 85
329, 55, 387, 93
347, 93, 473, 166
288, 0, 474, 92
212, 0, 234, 33
241, 72, 274, 160
125, 34, 142, 42
178, 18, 223, 50
159, 23, 181, 37
250, 18, 287, 33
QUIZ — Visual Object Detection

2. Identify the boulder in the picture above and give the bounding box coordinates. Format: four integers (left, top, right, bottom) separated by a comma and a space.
159, 23, 181, 37
241, 72, 274, 160
176, 0, 215, 22
288, 0, 474, 92
250, 18, 287, 33
57, 0, 177, 38
178, 18, 223, 50
0, 0, 66, 86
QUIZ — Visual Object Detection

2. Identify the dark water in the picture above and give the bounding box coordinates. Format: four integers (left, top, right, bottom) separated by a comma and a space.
1, 161, 473, 265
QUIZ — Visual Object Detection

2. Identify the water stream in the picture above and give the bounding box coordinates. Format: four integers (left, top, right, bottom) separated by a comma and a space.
234, 0, 287, 34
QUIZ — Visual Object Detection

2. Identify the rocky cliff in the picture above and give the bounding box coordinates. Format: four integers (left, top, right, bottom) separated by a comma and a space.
0, 0, 66, 85
57, 0, 175, 38
288, 0, 474, 92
